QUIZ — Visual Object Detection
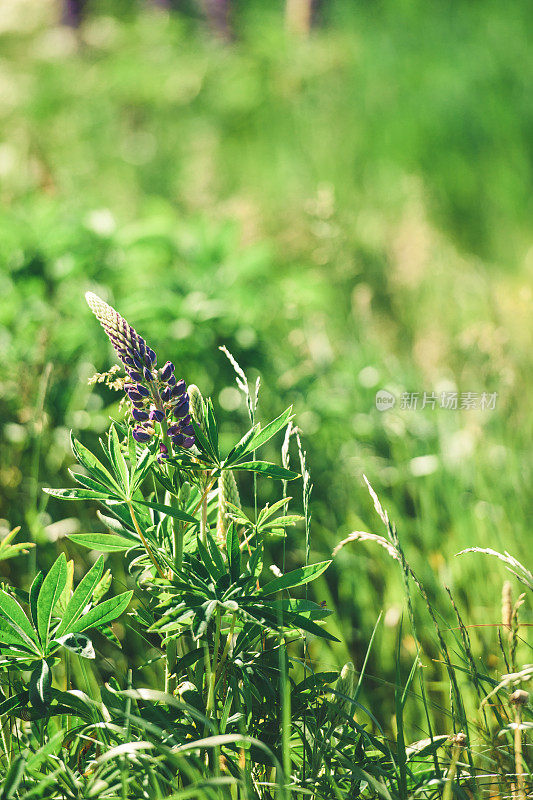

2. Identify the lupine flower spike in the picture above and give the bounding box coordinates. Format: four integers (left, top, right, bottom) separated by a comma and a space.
85, 292, 195, 452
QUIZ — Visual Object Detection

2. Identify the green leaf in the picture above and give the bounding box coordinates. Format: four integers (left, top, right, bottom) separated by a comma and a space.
55, 556, 104, 638
29, 571, 44, 633
0, 589, 40, 652
190, 418, 219, 464
134, 498, 199, 526
53, 633, 95, 659
0, 691, 28, 717
205, 398, 220, 459
231, 461, 299, 481
71, 432, 122, 494
43, 487, 116, 501
29, 659, 52, 708
0, 755, 26, 800
37, 553, 68, 645
70, 590, 133, 634
206, 531, 226, 576
238, 407, 293, 457
226, 522, 240, 582
68, 470, 110, 493
109, 424, 130, 495
0, 542, 34, 562
68, 532, 138, 552
224, 425, 258, 467
197, 536, 222, 581
260, 560, 332, 596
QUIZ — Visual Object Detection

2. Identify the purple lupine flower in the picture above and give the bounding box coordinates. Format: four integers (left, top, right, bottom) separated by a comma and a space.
133, 427, 152, 443
149, 407, 165, 423
160, 361, 174, 382
85, 292, 195, 450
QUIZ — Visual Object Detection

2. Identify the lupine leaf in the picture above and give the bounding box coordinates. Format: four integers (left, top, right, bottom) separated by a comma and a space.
29, 571, 44, 634
0, 691, 29, 717
37, 553, 68, 645
205, 398, 219, 459
197, 536, 222, 581
206, 531, 226, 575
53, 632, 95, 659
0, 589, 40, 651
68, 532, 138, 552
70, 590, 133, 634
134, 498, 199, 526
70, 433, 122, 494
237, 407, 293, 458
0, 755, 26, 800
226, 522, 240, 582
224, 426, 258, 467
0, 617, 38, 653
43, 487, 116, 501
190, 418, 219, 464
29, 659, 52, 707
68, 471, 110, 493
260, 560, 331, 596
231, 461, 299, 481
55, 556, 105, 638
109, 424, 130, 495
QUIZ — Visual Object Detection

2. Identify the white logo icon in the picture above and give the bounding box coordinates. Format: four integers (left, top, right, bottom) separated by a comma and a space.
375, 390, 396, 411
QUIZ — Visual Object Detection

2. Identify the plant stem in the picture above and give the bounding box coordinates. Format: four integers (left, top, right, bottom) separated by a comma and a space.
127, 500, 166, 579
215, 613, 236, 682
206, 607, 222, 718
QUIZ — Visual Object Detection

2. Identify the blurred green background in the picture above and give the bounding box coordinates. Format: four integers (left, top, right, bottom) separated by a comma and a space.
0, 0, 531, 732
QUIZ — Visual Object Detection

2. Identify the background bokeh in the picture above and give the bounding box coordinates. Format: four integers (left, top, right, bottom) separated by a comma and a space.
0, 0, 531, 734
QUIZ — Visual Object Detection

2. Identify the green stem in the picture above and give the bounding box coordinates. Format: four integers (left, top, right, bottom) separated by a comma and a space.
206, 607, 222, 718
215, 613, 236, 683
127, 500, 165, 579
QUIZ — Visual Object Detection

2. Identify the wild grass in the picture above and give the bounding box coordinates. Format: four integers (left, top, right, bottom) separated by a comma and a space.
0, 1, 531, 796
0, 294, 531, 797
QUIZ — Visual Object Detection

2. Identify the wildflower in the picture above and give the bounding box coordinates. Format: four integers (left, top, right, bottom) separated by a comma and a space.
85, 292, 195, 450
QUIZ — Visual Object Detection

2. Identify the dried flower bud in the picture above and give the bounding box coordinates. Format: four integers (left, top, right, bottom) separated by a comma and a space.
510, 689, 529, 707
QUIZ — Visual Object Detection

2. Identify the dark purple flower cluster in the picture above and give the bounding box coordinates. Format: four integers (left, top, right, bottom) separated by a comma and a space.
85, 293, 195, 454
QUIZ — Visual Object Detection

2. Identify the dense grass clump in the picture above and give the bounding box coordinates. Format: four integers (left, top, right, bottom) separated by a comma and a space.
0, 294, 531, 798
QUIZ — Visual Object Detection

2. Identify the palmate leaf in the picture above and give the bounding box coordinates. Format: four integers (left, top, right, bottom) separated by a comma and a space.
133, 498, 199, 526
231, 461, 299, 481
55, 556, 105, 638
69, 590, 133, 634
70, 432, 121, 494
234, 407, 294, 460
260, 560, 332, 596
0, 527, 34, 563
68, 532, 138, 552
0, 589, 40, 653
43, 487, 117, 502
241, 601, 339, 642
29, 659, 52, 708
109, 424, 130, 495
52, 633, 95, 659
226, 522, 240, 582
36, 553, 68, 646
0, 755, 26, 800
